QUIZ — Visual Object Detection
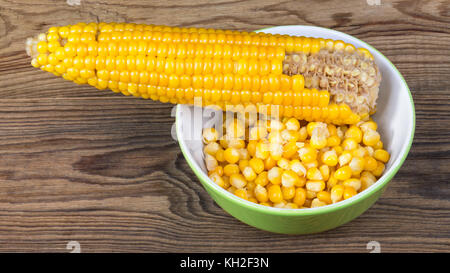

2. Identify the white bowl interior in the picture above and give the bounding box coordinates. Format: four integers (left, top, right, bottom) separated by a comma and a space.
176, 26, 414, 198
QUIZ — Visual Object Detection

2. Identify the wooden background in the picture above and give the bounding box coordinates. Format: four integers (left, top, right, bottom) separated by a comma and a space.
0, 0, 448, 253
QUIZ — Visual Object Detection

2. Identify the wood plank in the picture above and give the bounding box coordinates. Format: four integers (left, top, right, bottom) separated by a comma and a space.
0, 0, 448, 252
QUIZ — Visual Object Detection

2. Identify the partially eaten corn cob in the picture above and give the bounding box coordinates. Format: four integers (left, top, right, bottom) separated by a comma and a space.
26, 22, 381, 124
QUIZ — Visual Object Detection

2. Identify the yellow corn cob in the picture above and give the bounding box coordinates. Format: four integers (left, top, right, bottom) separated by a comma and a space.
26, 22, 380, 125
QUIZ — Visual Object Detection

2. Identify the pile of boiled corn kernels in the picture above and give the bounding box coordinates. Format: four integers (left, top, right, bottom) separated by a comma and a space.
203, 116, 390, 208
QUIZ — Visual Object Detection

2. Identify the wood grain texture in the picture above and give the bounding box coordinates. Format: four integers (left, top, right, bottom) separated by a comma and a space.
0, 0, 449, 252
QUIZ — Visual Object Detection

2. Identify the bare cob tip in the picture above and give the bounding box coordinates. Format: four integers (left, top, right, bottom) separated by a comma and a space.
26, 33, 48, 68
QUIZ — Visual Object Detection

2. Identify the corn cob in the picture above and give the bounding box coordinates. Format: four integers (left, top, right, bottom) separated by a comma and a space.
26, 22, 381, 124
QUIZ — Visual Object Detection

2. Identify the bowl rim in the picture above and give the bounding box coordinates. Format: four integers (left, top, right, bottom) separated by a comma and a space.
176, 25, 415, 216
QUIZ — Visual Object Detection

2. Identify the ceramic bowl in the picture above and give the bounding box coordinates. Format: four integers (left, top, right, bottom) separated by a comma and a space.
175, 25, 415, 234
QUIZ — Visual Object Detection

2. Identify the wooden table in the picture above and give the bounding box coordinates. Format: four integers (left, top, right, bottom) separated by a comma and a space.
0, 0, 448, 253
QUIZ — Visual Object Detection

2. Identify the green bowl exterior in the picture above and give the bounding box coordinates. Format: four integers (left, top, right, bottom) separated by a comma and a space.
197, 171, 388, 234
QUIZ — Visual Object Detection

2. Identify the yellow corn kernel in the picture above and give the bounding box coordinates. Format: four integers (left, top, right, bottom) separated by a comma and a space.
284, 117, 300, 131
342, 138, 358, 151
319, 165, 330, 181
322, 150, 338, 166
209, 172, 225, 188
268, 166, 282, 185
327, 135, 341, 147
289, 159, 306, 177
277, 158, 290, 170
227, 139, 246, 149
224, 163, 240, 176
224, 147, 240, 164
352, 146, 367, 158
254, 171, 269, 187
298, 147, 317, 163
254, 184, 269, 202
247, 140, 257, 157
338, 150, 353, 166
306, 122, 318, 136
305, 180, 325, 192
285, 202, 299, 209
345, 125, 362, 143
342, 178, 361, 191
202, 128, 218, 143
239, 159, 249, 172
343, 186, 357, 200
215, 148, 225, 162
282, 186, 296, 200
372, 161, 385, 177
249, 157, 265, 174
317, 191, 332, 204
349, 156, 365, 175
360, 171, 377, 191
311, 198, 327, 208
230, 173, 247, 189
264, 156, 277, 170
363, 129, 381, 147
334, 166, 352, 180
293, 188, 306, 207
282, 141, 299, 159
374, 140, 383, 150
281, 169, 300, 187
249, 126, 268, 140
204, 153, 218, 171
306, 167, 323, 180
281, 129, 300, 142
234, 188, 248, 200
268, 119, 285, 132
360, 121, 377, 132
268, 184, 283, 203
374, 149, 390, 163
242, 166, 257, 181
330, 184, 344, 203
204, 142, 220, 156
255, 141, 270, 160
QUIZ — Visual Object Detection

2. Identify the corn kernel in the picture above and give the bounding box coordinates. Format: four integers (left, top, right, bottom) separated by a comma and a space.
372, 161, 385, 177
322, 150, 338, 166
230, 173, 247, 189
293, 188, 306, 207
268, 184, 283, 203
343, 186, 357, 199
224, 147, 240, 164
268, 166, 282, 185
254, 184, 269, 202
334, 166, 352, 180
282, 186, 296, 200
298, 147, 317, 163
338, 151, 353, 166
342, 178, 361, 191
331, 184, 344, 203
317, 191, 332, 204
242, 166, 257, 181
374, 149, 390, 163
224, 163, 240, 176
234, 188, 248, 200
254, 171, 269, 186
349, 156, 365, 175
311, 198, 327, 208
306, 180, 325, 192
281, 169, 300, 187
203, 128, 218, 143
345, 125, 362, 143
306, 167, 323, 180
209, 172, 225, 188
